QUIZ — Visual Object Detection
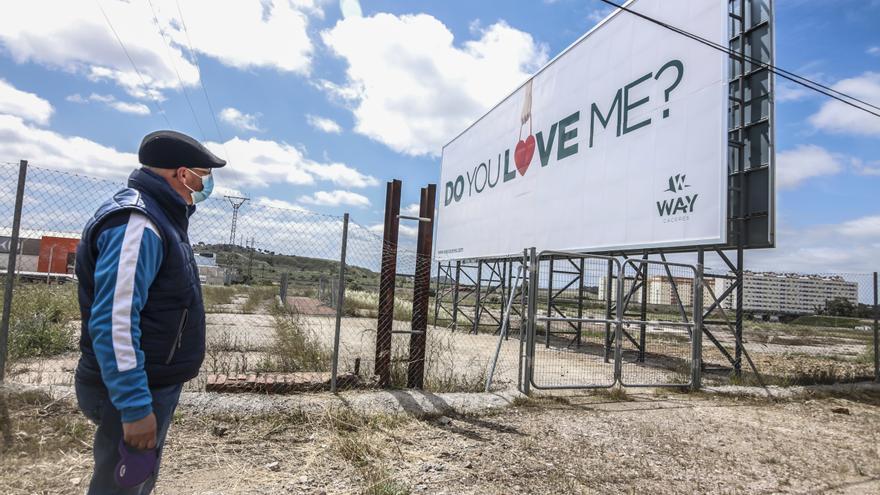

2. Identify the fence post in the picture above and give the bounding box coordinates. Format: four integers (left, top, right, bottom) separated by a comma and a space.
692, 250, 704, 389
523, 247, 538, 396
330, 213, 350, 393
375, 180, 401, 387
873, 271, 878, 383
407, 184, 436, 389
0, 160, 28, 382
279, 272, 289, 307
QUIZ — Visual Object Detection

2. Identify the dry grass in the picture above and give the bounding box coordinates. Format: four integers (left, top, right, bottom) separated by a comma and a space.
4, 284, 79, 366
256, 307, 332, 373
0, 388, 94, 493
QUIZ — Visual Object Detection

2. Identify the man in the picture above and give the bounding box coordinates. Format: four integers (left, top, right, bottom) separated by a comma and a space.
74, 130, 225, 494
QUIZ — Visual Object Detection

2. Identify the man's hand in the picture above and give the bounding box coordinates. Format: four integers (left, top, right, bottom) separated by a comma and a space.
123, 412, 157, 450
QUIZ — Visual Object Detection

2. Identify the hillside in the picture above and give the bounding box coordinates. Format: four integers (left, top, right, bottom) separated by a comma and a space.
195, 243, 380, 289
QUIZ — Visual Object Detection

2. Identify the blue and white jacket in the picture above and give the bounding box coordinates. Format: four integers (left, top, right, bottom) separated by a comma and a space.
76, 168, 206, 423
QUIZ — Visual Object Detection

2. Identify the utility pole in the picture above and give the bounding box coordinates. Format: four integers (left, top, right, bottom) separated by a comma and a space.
225, 196, 249, 246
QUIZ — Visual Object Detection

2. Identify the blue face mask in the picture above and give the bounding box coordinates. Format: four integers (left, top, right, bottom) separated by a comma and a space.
183, 169, 213, 204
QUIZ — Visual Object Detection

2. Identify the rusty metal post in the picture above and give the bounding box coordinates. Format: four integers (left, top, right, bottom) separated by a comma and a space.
375, 180, 401, 387
408, 185, 436, 389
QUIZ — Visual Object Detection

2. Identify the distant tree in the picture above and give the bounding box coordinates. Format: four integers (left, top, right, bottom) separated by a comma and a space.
823, 297, 856, 317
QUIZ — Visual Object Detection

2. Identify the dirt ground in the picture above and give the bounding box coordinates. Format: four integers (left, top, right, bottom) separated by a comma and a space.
3, 384, 880, 494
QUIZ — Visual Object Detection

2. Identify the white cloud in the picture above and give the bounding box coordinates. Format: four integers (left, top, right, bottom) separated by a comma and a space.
0, 79, 53, 125
170, 0, 318, 74
254, 197, 309, 212
67, 93, 150, 115
0, 0, 319, 100
306, 114, 343, 134
838, 215, 880, 238
746, 216, 880, 274
776, 144, 843, 189
321, 14, 548, 156
776, 81, 813, 103
109, 100, 151, 115
300, 190, 370, 208
0, 112, 377, 192
0, 114, 136, 179
402, 203, 421, 216
368, 223, 418, 238
868, 46, 880, 56
852, 161, 880, 176
204, 136, 377, 190
809, 72, 880, 136
220, 107, 262, 132
587, 7, 614, 23
339, 0, 363, 19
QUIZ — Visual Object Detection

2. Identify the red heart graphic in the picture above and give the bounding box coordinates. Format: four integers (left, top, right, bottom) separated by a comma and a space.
514, 135, 536, 176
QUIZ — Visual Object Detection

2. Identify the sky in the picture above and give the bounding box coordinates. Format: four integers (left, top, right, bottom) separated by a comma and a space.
0, 0, 878, 273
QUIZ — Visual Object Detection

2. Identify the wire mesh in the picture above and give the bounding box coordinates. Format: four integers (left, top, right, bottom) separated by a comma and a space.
700, 271, 880, 387
617, 258, 695, 387
531, 254, 618, 389
1, 161, 879, 395
0, 163, 371, 393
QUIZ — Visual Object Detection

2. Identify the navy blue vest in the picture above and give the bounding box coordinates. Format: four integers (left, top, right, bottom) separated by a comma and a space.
76, 168, 206, 387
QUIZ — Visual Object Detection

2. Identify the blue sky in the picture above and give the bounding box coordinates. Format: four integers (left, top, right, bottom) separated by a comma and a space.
0, 0, 878, 272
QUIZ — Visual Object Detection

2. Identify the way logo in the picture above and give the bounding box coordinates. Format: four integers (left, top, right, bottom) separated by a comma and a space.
657, 173, 698, 217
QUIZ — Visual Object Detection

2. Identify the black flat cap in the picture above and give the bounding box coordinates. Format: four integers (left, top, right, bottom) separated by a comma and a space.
138, 130, 226, 168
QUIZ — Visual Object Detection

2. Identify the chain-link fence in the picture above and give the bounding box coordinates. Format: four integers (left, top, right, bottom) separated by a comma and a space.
0, 161, 528, 395
1, 161, 879, 397
700, 271, 880, 387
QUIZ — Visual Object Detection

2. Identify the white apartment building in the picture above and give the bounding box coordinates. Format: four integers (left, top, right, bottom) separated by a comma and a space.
597, 271, 858, 315
718, 271, 859, 315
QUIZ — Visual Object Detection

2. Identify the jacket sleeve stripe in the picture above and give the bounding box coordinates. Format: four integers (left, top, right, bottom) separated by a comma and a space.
111, 214, 150, 372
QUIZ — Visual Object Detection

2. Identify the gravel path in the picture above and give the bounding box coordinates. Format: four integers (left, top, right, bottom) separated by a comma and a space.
3, 383, 880, 494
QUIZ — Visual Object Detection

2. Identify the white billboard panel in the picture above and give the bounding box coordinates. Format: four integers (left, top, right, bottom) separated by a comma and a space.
435, 0, 727, 260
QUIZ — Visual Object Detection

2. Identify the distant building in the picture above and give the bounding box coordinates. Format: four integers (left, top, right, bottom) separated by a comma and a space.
38, 236, 79, 274
597, 276, 643, 304
719, 271, 859, 315
598, 275, 699, 307
0, 236, 41, 272
194, 252, 230, 286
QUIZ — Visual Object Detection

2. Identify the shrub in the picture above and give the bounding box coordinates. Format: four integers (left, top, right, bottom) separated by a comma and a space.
257, 307, 331, 372
7, 284, 79, 362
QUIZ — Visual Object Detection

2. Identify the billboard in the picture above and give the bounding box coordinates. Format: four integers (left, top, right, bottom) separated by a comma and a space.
435, 0, 728, 260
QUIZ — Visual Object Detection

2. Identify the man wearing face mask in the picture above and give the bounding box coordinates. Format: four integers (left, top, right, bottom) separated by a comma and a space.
74, 130, 224, 494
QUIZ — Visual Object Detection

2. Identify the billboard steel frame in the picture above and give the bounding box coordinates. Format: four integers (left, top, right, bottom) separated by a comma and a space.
433, 0, 775, 379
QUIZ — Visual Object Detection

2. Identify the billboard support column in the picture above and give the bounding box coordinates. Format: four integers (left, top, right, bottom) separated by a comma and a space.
577, 258, 585, 348
693, 249, 705, 389
604, 259, 614, 363
451, 261, 461, 331
545, 255, 554, 348
0, 160, 28, 383
734, 247, 744, 376
523, 247, 538, 396
375, 180, 401, 387
639, 252, 649, 362
472, 261, 483, 334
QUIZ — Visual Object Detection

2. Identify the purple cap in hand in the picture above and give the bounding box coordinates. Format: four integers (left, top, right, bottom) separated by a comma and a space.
115, 439, 158, 488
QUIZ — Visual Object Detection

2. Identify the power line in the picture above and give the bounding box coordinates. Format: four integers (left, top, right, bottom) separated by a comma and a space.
94, 0, 173, 128
145, 0, 207, 140
596, 0, 880, 119
174, 0, 231, 161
